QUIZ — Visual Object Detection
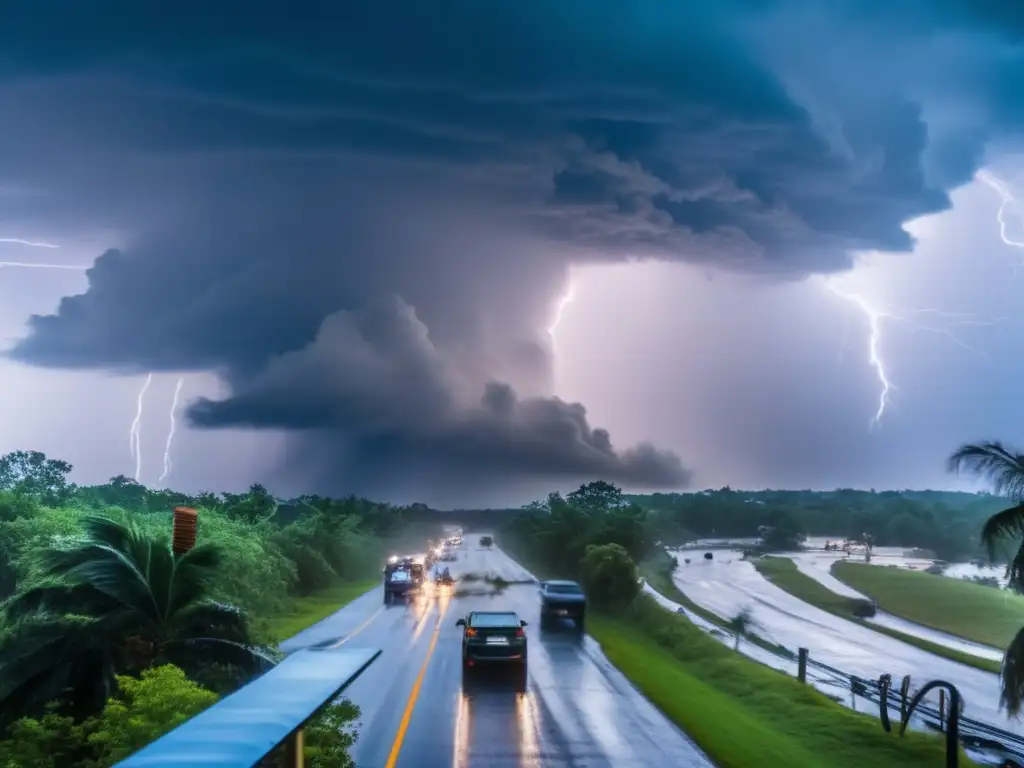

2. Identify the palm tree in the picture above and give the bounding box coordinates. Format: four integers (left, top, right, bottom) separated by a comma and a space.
728, 606, 757, 651
0, 515, 274, 726
948, 440, 1024, 715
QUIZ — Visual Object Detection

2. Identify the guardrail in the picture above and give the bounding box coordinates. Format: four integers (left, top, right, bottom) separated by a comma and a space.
114, 646, 380, 767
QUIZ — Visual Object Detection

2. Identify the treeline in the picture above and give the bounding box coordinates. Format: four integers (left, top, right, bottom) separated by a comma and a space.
628, 488, 1004, 560
0, 449, 431, 766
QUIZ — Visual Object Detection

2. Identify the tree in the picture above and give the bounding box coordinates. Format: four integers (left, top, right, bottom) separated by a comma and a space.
759, 513, 806, 552
948, 440, 1024, 715
567, 481, 623, 512
0, 515, 274, 726
223, 483, 278, 524
0, 451, 73, 506
727, 606, 758, 651
580, 543, 639, 610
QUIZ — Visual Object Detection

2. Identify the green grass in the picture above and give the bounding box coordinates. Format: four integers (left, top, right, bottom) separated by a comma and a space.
639, 551, 795, 658
833, 561, 1024, 650
753, 557, 1001, 674
262, 580, 378, 644
588, 596, 974, 768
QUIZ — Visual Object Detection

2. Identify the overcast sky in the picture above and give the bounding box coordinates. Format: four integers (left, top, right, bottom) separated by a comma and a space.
1, 2, 1023, 506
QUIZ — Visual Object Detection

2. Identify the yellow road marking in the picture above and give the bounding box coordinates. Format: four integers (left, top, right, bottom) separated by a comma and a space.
328, 604, 386, 648
384, 602, 448, 768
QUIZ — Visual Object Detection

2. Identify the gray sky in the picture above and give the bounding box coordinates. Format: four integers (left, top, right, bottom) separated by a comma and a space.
0, 2, 1023, 505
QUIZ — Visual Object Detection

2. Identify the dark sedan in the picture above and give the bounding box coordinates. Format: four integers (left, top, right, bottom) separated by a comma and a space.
456, 611, 528, 671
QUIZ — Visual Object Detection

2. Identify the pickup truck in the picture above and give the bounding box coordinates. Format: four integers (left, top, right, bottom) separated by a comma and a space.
539, 580, 586, 632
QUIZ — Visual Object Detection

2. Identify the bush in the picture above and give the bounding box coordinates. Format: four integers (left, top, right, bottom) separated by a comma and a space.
580, 543, 639, 610
0, 665, 217, 767
480, 536, 493, 548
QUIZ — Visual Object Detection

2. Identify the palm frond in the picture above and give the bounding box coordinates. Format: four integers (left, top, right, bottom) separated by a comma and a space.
38, 543, 161, 623
3, 583, 119, 622
1002, 625, 1024, 717
948, 442, 1024, 500
161, 637, 276, 677
165, 544, 223, 617
169, 601, 252, 644
980, 505, 1024, 556
0, 617, 120, 726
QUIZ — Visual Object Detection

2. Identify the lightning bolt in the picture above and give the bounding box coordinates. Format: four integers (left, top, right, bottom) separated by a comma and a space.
548, 281, 576, 337
157, 378, 185, 485
0, 238, 60, 249
978, 169, 1024, 266
129, 374, 153, 482
823, 279, 1000, 429
0, 262, 84, 270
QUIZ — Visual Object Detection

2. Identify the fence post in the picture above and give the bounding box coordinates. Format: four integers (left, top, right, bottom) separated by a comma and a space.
939, 689, 946, 733
900, 675, 911, 723
797, 648, 808, 683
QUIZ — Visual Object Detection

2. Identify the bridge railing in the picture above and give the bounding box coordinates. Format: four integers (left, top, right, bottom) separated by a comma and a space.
114, 646, 381, 767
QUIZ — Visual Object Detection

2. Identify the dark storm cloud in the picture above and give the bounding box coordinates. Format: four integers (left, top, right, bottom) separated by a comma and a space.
2, 1, 1022, 498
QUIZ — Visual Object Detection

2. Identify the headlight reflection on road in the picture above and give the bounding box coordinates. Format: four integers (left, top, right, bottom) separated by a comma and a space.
516, 691, 540, 768
452, 691, 472, 768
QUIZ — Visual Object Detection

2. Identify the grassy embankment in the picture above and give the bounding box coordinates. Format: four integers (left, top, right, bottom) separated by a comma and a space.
833, 561, 1023, 650
753, 557, 1000, 674
588, 596, 973, 768
639, 551, 794, 658
262, 580, 378, 643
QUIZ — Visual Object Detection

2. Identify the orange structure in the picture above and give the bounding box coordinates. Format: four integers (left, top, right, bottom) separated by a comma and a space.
172, 507, 199, 555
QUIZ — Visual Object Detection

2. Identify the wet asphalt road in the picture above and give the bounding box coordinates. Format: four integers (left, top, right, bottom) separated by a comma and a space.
282, 540, 713, 768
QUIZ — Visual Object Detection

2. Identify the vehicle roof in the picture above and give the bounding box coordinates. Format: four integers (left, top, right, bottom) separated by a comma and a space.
467, 610, 520, 626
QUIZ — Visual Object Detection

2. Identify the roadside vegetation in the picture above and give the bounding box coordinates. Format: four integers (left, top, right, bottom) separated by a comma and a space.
501, 482, 964, 767
0, 449, 437, 765
752, 556, 1000, 673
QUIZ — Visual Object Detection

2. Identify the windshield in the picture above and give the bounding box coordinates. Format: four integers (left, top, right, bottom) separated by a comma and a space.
469, 612, 519, 628
547, 584, 582, 595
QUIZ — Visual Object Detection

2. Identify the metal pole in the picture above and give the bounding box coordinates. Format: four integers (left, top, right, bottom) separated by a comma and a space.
938, 689, 946, 733
285, 727, 305, 768
797, 648, 808, 683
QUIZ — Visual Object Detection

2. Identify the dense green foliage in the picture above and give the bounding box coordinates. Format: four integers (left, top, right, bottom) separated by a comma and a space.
629, 487, 1007, 560
0, 450, 430, 765
580, 543, 640, 610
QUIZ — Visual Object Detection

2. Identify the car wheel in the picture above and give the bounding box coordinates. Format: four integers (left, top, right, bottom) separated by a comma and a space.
576, 616, 585, 634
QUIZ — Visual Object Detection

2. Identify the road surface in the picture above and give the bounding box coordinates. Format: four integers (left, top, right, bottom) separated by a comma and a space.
670, 548, 1023, 735
283, 539, 713, 768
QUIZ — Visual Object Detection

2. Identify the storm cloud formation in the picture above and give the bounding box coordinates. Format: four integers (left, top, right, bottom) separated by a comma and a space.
3, 2, 1024, 501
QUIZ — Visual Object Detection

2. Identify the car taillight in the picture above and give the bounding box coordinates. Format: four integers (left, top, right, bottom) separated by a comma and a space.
515, 628, 524, 638
465, 628, 477, 637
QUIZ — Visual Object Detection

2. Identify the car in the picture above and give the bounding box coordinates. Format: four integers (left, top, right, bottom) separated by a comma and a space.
456, 611, 528, 672
539, 580, 586, 632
